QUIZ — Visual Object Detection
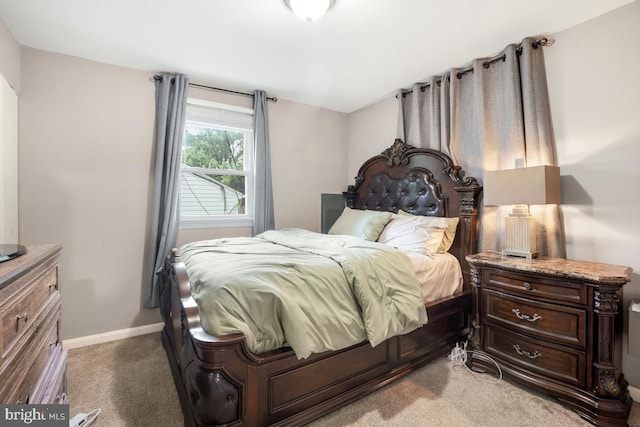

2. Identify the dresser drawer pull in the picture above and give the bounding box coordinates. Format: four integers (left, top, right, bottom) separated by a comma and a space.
523, 282, 532, 290
15, 312, 29, 330
512, 308, 542, 322
513, 344, 542, 359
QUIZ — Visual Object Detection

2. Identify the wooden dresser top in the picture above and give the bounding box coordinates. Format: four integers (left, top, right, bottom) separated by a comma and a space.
0, 244, 62, 292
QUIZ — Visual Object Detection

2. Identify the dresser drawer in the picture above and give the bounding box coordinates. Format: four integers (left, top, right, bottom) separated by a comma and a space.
483, 289, 587, 348
31, 344, 67, 404
484, 324, 586, 387
1, 266, 59, 358
483, 269, 587, 306
2, 315, 59, 404
0, 245, 65, 406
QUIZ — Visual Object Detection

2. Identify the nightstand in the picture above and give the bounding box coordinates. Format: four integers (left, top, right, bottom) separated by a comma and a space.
466, 252, 633, 427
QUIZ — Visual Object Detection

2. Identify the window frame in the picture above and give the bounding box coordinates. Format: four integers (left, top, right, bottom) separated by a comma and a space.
179, 99, 255, 230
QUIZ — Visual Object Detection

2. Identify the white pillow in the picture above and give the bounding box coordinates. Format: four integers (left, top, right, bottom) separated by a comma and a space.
397, 210, 459, 253
378, 215, 447, 256
328, 207, 392, 241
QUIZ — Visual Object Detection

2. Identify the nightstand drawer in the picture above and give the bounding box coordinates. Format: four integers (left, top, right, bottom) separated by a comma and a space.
483, 269, 587, 306
484, 324, 586, 387
484, 289, 587, 348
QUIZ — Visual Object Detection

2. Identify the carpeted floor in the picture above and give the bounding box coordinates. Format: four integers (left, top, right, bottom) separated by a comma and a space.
68, 333, 640, 427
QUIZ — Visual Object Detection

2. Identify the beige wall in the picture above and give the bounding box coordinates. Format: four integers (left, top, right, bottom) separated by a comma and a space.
346, 96, 397, 181
269, 99, 348, 230
1, 74, 18, 244
345, 1, 640, 387
18, 47, 348, 340
544, 0, 640, 385
19, 48, 160, 338
0, 19, 20, 244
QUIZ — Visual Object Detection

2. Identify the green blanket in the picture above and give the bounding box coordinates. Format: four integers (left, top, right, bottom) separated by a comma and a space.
179, 228, 427, 359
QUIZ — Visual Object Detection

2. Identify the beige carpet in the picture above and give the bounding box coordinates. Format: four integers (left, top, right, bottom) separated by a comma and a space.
68, 333, 640, 427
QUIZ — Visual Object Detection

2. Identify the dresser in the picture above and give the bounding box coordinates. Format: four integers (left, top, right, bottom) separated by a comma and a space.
466, 252, 633, 427
0, 244, 67, 404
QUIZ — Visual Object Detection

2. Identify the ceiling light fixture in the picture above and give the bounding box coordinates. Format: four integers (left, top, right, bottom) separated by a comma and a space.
284, 0, 336, 23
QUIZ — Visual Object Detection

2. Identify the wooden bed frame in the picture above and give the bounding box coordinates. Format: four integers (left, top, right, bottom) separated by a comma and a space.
159, 139, 481, 427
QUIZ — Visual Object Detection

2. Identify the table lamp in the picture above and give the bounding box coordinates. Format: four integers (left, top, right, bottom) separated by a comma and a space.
483, 165, 561, 258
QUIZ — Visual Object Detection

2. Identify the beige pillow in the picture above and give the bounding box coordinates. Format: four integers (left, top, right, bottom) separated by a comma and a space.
397, 210, 459, 253
438, 217, 460, 252
378, 214, 447, 256
328, 207, 392, 241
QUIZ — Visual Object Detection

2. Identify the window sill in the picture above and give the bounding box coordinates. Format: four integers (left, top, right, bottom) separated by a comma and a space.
179, 217, 253, 229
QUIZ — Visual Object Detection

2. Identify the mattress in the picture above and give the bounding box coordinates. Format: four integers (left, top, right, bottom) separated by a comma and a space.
403, 251, 463, 302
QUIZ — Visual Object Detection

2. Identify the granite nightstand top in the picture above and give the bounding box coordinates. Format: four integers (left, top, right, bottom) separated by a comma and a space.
466, 252, 633, 286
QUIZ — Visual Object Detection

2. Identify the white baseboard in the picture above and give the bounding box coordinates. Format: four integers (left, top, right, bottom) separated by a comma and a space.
629, 384, 640, 403
62, 322, 164, 350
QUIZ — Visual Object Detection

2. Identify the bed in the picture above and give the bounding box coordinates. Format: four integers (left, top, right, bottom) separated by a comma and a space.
159, 139, 482, 427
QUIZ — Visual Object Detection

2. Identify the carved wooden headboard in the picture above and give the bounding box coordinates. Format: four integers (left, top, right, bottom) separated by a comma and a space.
343, 139, 482, 290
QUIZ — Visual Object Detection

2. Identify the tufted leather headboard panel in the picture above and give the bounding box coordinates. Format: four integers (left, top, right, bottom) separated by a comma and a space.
353, 169, 447, 216
344, 139, 481, 291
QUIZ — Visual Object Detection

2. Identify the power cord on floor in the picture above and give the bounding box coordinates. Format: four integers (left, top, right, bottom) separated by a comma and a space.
448, 340, 502, 384
69, 408, 101, 427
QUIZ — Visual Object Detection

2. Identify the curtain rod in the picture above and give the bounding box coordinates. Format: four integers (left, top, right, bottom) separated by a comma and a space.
151, 75, 277, 102
189, 82, 278, 102
397, 36, 554, 98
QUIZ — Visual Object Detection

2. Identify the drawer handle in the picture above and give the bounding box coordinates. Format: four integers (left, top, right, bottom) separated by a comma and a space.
523, 281, 532, 290
512, 308, 542, 322
15, 312, 29, 330
513, 344, 542, 359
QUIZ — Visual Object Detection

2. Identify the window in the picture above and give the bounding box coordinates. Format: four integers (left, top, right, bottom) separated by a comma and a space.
180, 99, 254, 228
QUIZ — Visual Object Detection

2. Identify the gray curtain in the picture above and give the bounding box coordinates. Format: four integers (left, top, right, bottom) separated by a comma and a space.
144, 73, 189, 308
252, 90, 275, 235
398, 37, 565, 257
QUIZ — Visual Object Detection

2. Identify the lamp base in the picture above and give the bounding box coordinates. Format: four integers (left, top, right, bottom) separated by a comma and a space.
503, 211, 537, 259
502, 249, 538, 259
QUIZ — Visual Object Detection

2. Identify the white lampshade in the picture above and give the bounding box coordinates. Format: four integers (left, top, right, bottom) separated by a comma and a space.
284, 0, 335, 23
483, 165, 561, 206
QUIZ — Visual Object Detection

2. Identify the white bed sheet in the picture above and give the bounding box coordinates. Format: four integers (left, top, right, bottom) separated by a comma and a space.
402, 251, 463, 302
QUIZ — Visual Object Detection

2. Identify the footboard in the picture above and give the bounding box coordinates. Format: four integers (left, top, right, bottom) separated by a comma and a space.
159, 250, 472, 427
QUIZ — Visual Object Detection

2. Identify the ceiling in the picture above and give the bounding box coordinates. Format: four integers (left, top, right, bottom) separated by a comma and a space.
0, 0, 634, 113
